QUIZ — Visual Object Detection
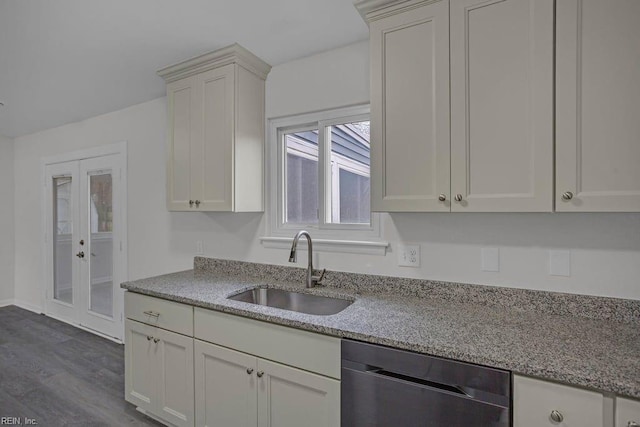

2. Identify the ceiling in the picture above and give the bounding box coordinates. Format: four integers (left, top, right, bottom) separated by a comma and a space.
0, 0, 368, 138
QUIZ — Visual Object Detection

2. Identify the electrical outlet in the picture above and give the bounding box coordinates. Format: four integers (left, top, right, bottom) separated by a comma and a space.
196, 240, 204, 255
398, 244, 420, 267
481, 247, 500, 272
549, 250, 571, 276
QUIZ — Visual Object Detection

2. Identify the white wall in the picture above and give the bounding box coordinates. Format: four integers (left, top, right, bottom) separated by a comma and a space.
0, 134, 14, 304
11, 41, 640, 311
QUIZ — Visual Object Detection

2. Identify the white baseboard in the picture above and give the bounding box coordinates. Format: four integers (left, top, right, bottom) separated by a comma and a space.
0, 299, 14, 307
12, 300, 43, 314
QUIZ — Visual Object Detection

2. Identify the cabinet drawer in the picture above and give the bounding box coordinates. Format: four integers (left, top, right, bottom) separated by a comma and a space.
616, 397, 640, 427
125, 292, 193, 336
514, 375, 604, 427
194, 308, 340, 379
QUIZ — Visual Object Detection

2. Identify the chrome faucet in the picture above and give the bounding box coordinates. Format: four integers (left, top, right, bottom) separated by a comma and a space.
289, 230, 325, 288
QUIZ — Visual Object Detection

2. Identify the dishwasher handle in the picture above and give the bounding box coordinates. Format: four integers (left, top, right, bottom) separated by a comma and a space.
367, 367, 469, 397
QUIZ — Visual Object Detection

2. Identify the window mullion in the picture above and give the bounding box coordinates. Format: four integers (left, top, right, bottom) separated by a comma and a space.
317, 122, 332, 227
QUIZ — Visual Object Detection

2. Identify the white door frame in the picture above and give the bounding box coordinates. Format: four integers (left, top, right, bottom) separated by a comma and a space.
41, 141, 128, 342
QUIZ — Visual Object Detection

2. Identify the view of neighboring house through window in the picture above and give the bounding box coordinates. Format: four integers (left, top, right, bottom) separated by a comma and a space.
283, 119, 370, 226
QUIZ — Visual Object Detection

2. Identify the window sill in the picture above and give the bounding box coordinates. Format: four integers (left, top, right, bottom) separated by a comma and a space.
259, 236, 389, 256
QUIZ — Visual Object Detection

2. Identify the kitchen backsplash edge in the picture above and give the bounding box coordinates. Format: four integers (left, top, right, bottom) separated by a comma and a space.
193, 256, 640, 324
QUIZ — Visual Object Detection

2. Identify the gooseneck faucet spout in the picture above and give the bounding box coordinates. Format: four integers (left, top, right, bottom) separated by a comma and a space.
289, 230, 325, 288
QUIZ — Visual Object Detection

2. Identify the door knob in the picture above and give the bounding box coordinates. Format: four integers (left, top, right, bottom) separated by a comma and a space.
76, 251, 85, 259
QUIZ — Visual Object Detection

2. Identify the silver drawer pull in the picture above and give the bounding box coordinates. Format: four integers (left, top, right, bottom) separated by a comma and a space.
146, 336, 152, 341
153, 338, 160, 343
550, 410, 564, 423
628, 421, 639, 427
143, 310, 160, 318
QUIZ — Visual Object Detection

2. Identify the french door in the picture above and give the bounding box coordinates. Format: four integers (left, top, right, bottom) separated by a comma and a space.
45, 153, 124, 340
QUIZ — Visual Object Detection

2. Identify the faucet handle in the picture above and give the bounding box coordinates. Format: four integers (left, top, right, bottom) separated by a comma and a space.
313, 268, 326, 285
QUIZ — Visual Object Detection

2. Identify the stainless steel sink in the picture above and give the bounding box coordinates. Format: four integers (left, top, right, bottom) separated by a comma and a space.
228, 287, 353, 315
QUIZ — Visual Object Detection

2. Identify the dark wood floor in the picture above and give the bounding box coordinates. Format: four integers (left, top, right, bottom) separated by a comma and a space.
0, 305, 163, 426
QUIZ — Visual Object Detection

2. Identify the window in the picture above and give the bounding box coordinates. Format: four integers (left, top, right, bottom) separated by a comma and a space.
265, 105, 386, 254
283, 122, 371, 225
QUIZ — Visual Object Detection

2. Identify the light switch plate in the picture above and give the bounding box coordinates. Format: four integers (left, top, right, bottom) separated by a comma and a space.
397, 244, 420, 267
481, 247, 500, 272
549, 250, 571, 276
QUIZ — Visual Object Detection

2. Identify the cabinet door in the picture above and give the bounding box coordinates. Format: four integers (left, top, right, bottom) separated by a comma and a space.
194, 64, 235, 211
556, 0, 640, 212
257, 358, 340, 427
450, 0, 554, 212
124, 319, 157, 413
513, 375, 604, 427
616, 397, 640, 427
155, 328, 194, 427
167, 76, 196, 211
194, 340, 257, 427
370, 0, 450, 212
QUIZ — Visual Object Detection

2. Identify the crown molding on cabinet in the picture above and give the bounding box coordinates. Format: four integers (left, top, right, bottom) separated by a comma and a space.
157, 43, 272, 83
354, 0, 443, 23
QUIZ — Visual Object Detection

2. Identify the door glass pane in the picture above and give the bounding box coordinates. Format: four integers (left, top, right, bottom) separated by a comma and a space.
284, 129, 319, 224
89, 173, 113, 318
53, 177, 73, 304
329, 121, 371, 224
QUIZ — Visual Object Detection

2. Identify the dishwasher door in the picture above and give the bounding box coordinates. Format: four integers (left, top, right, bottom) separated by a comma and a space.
341, 340, 511, 427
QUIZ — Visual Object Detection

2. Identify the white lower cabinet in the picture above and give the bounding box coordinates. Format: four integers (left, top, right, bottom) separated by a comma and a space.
514, 375, 604, 427
195, 339, 340, 427
616, 397, 640, 427
125, 319, 194, 427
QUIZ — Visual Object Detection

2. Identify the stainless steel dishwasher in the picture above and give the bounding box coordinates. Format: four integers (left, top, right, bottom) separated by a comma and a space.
341, 340, 511, 426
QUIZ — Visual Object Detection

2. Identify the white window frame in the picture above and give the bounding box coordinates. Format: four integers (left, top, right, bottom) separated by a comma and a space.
262, 105, 388, 255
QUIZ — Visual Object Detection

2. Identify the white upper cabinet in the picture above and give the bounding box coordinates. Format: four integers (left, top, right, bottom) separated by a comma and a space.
159, 44, 271, 212
556, 0, 640, 212
361, 0, 554, 212
450, 0, 554, 212
369, 0, 451, 212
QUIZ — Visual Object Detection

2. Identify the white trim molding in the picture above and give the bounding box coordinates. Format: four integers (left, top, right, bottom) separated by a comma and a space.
259, 236, 389, 256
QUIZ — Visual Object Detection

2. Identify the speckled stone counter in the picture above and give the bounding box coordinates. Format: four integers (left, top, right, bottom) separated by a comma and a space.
121, 258, 640, 399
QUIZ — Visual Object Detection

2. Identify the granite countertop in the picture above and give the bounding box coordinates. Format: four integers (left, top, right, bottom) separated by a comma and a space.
122, 261, 640, 399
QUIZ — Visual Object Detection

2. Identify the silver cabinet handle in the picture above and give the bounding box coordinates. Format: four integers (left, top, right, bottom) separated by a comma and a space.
246, 368, 254, 375
153, 338, 160, 343
628, 421, 640, 427
438, 194, 446, 202
143, 310, 160, 318
454, 194, 463, 202
195, 200, 201, 207
256, 371, 264, 378
561, 191, 574, 201
189, 200, 194, 207
550, 410, 564, 423
146, 336, 152, 341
